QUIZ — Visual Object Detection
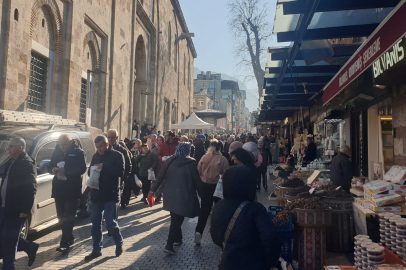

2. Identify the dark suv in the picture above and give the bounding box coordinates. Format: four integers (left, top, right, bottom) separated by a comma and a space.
0, 123, 95, 238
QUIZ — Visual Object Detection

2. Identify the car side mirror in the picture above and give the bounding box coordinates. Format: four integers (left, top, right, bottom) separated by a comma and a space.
38, 160, 51, 174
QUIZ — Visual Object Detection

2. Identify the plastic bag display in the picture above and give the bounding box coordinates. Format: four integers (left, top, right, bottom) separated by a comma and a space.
148, 170, 156, 181
213, 176, 223, 199
147, 192, 155, 207
87, 166, 101, 189
134, 174, 143, 188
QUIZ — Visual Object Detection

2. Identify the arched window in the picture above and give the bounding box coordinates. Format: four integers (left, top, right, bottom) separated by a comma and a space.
168, 22, 171, 64
183, 54, 186, 85
14, 9, 18, 21
174, 34, 177, 71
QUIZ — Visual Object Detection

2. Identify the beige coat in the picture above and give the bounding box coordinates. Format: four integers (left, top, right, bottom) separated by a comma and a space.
197, 153, 230, 184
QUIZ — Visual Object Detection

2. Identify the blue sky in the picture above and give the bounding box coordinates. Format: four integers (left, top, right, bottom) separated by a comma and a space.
178, 0, 280, 112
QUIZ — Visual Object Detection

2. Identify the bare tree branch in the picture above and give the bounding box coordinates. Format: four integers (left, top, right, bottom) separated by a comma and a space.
228, 0, 271, 99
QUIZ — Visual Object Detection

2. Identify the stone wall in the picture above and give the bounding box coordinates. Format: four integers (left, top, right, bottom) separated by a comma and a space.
0, 0, 196, 138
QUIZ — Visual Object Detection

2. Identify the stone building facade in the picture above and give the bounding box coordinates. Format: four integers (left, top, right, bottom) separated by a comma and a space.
0, 0, 196, 138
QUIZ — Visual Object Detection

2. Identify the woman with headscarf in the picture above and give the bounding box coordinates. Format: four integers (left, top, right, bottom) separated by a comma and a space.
243, 136, 263, 168
150, 143, 203, 255
210, 166, 280, 270
227, 141, 243, 166
223, 136, 234, 160
257, 138, 272, 190
195, 139, 229, 245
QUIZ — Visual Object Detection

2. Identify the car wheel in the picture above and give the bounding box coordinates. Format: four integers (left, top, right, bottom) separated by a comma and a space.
78, 188, 92, 218
20, 218, 29, 239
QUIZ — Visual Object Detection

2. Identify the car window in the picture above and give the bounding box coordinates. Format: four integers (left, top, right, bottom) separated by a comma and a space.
35, 141, 57, 175
81, 138, 95, 164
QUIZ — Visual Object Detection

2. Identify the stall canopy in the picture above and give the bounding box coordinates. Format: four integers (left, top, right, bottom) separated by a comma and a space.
259, 0, 401, 122
322, 0, 406, 105
171, 113, 214, 129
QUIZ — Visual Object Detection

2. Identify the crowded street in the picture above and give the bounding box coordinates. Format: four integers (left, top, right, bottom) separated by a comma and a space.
2, 0, 406, 269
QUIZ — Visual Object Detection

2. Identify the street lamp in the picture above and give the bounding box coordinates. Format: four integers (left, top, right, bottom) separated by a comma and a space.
86, 68, 107, 126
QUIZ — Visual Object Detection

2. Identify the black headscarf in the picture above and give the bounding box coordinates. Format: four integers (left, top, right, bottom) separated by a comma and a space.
223, 165, 256, 202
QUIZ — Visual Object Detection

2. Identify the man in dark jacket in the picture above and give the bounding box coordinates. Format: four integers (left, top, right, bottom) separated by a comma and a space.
133, 144, 158, 203
303, 137, 317, 164
85, 136, 125, 261
107, 130, 132, 209
0, 137, 39, 269
49, 134, 87, 254
331, 145, 353, 192
193, 135, 206, 163
210, 166, 280, 270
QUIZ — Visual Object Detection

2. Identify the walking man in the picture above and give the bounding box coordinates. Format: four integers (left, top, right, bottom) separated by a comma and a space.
49, 134, 87, 254
0, 137, 39, 269
107, 130, 132, 209
85, 136, 124, 260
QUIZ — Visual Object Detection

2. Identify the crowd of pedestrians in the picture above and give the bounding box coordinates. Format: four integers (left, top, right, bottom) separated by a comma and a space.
0, 129, 279, 270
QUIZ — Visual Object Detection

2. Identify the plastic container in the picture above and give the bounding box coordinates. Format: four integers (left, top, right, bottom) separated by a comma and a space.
361, 243, 378, 251
390, 216, 403, 226
367, 246, 385, 256
397, 220, 406, 229
355, 235, 370, 241
398, 229, 406, 235
368, 254, 385, 261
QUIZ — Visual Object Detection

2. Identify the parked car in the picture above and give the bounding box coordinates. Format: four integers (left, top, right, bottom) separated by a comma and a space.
0, 123, 96, 238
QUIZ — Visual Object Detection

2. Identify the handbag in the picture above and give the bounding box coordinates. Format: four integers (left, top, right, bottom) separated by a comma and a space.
221, 201, 249, 259
148, 170, 156, 181
134, 174, 143, 188
87, 165, 101, 189
213, 176, 223, 199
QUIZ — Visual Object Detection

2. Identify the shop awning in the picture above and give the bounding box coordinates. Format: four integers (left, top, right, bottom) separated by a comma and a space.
322, 0, 406, 105
259, 0, 401, 122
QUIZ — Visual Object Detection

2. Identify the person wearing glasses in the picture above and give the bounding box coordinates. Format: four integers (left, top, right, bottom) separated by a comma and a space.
49, 134, 87, 254
0, 137, 39, 269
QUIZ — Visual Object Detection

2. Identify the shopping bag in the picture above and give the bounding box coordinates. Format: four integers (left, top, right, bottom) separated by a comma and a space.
213, 176, 223, 199
147, 192, 155, 207
148, 170, 156, 181
87, 165, 101, 189
134, 174, 143, 188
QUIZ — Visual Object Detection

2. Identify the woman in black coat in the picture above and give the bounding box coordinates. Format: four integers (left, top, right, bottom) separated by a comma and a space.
210, 166, 280, 270
257, 139, 272, 190
150, 142, 203, 255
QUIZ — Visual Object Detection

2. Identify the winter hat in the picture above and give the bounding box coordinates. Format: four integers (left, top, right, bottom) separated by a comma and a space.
229, 141, 243, 154
174, 142, 191, 157
198, 135, 206, 139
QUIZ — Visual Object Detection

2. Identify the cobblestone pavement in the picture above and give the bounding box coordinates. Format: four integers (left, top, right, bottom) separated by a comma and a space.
7, 198, 222, 270
1, 177, 352, 269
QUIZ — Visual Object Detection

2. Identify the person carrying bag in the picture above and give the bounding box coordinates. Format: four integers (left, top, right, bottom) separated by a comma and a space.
210, 165, 280, 270
195, 140, 229, 245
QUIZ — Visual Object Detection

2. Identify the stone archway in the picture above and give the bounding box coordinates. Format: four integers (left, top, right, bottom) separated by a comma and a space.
133, 35, 148, 126
30, 0, 62, 57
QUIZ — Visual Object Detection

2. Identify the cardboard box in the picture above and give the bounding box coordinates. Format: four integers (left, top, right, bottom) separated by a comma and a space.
364, 189, 389, 201
392, 184, 406, 190
388, 189, 406, 195
370, 194, 402, 207
363, 180, 393, 193
354, 198, 370, 209
369, 204, 402, 212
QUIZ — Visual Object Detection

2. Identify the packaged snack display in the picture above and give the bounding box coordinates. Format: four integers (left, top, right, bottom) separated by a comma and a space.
364, 180, 394, 193
384, 166, 406, 184
370, 194, 403, 207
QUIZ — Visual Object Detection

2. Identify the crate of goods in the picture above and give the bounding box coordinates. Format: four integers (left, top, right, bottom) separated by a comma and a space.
268, 206, 293, 263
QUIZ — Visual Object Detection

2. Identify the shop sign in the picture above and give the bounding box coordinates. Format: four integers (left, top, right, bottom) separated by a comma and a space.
373, 36, 405, 78
322, 0, 406, 105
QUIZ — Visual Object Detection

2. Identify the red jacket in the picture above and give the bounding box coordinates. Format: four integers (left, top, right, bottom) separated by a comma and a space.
158, 140, 179, 163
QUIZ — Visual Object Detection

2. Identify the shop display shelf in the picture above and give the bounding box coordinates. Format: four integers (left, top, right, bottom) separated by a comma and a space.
268, 206, 294, 263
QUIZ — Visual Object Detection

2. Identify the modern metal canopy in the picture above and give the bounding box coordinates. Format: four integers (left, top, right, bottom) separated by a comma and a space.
259, 0, 397, 122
